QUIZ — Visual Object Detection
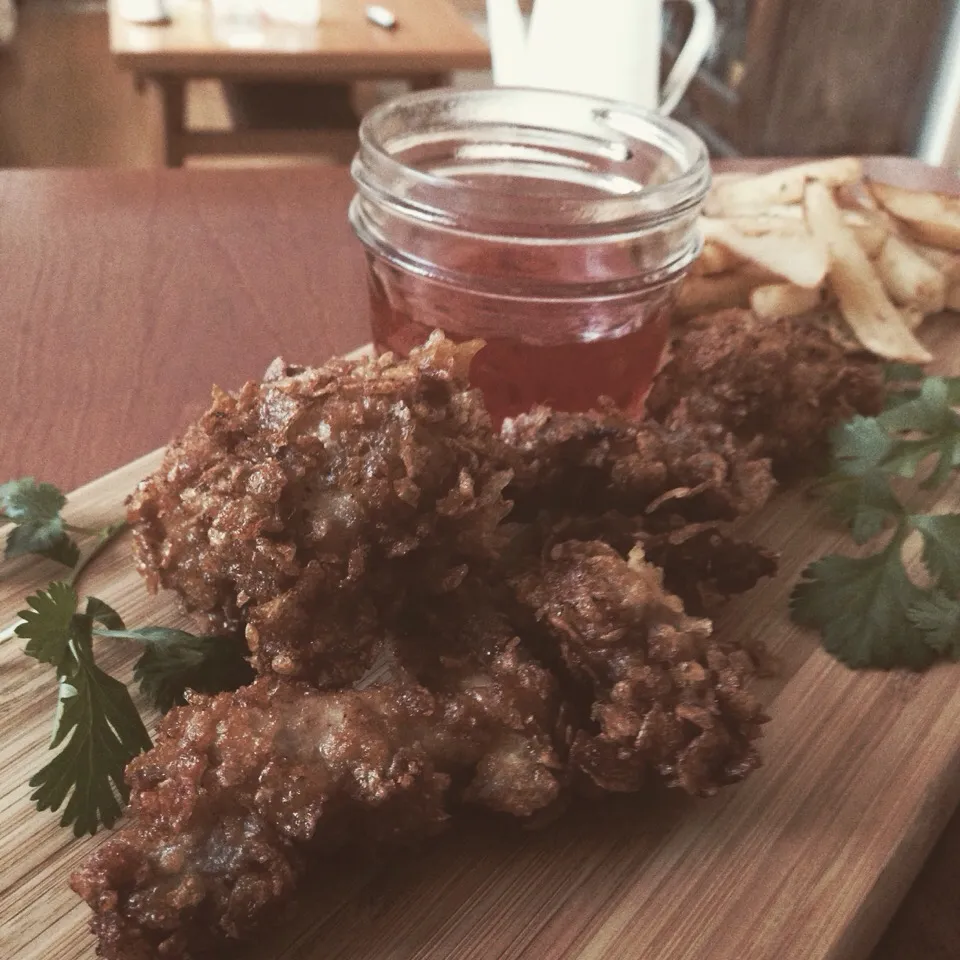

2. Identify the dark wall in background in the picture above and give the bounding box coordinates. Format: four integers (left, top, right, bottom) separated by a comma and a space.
676, 0, 950, 157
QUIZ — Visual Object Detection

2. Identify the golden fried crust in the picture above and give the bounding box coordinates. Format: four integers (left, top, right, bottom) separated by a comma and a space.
71, 553, 766, 959
501, 405, 776, 523
646, 309, 886, 477
127, 333, 512, 684
528, 511, 779, 617
393, 587, 567, 817
89, 329, 801, 960
71, 658, 567, 960
71, 678, 451, 960
513, 541, 768, 796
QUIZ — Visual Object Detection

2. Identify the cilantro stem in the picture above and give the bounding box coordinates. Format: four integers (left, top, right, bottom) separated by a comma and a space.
69, 522, 129, 588
63, 522, 104, 537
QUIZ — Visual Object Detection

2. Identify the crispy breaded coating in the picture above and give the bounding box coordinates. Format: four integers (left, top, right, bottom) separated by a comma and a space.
71, 656, 566, 960
513, 541, 767, 795
642, 522, 779, 615
501, 405, 776, 523
128, 333, 511, 684
526, 511, 778, 616
72, 548, 766, 959
91, 327, 808, 960
646, 309, 886, 476
393, 588, 566, 816
71, 678, 448, 960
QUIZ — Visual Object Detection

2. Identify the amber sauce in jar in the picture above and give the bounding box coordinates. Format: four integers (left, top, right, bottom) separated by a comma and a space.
350, 89, 709, 424
366, 256, 673, 424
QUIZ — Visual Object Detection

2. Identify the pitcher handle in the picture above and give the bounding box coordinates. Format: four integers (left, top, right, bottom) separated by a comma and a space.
659, 0, 716, 116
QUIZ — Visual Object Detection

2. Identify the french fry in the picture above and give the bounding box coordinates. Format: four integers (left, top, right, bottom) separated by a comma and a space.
834, 181, 874, 211
804, 180, 932, 363
721, 209, 888, 256
901, 307, 925, 331
846, 213, 889, 258
908, 240, 960, 282
947, 279, 960, 313
870, 180, 960, 250
703, 172, 753, 216
678, 267, 771, 317
720, 215, 808, 236
750, 283, 830, 320
689, 240, 742, 276
700, 217, 828, 288
876, 234, 946, 313
816, 307, 869, 353
709, 157, 863, 214
710, 172, 753, 188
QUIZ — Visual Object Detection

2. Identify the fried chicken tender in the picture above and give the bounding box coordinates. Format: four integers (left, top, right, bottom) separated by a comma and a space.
646, 309, 886, 476
128, 333, 511, 684
501, 404, 776, 524
527, 512, 778, 616
71, 678, 446, 960
72, 549, 765, 959
642, 522, 779, 615
391, 587, 567, 816
513, 541, 767, 796
71, 665, 566, 960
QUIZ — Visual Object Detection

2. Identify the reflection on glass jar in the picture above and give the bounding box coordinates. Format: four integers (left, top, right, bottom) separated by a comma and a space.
349, 88, 710, 424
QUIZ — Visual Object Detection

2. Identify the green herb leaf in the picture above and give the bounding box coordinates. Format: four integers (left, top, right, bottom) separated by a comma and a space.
790, 533, 936, 669
875, 378, 960, 488
907, 592, 960, 659
85, 596, 125, 631
95, 627, 254, 714
30, 635, 152, 836
819, 415, 905, 543
0, 478, 67, 523
883, 364, 960, 408
21, 604, 152, 835
0, 478, 80, 567
818, 472, 903, 545
16, 583, 79, 668
830, 415, 897, 476
910, 513, 960, 594
5, 524, 80, 567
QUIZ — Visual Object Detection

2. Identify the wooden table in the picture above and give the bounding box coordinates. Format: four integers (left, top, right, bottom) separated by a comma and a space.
0, 159, 957, 959
107, 0, 489, 165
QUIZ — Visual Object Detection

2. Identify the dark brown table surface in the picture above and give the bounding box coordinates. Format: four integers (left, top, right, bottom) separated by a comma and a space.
0, 159, 957, 959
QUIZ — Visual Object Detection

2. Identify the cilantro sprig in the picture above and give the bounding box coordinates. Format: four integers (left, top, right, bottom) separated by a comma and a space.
15, 582, 253, 836
791, 366, 960, 668
16, 585, 152, 835
98, 627, 253, 714
1, 479, 83, 566
4, 479, 254, 835
0, 477, 127, 575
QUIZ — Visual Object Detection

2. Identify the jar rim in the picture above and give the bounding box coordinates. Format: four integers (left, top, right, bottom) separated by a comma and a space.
352, 87, 710, 234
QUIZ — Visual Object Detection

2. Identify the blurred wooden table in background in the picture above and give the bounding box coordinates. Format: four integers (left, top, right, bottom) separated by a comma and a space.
108, 0, 489, 165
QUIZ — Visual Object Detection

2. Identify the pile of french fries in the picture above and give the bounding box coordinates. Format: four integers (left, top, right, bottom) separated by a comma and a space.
682, 157, 960, 364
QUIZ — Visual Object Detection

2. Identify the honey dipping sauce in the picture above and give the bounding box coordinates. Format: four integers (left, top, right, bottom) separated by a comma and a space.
350, 89, 710, 424
366, 256, 673, 425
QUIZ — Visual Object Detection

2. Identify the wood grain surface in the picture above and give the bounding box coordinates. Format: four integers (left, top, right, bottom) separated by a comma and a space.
0, 167, 369, 490
739, 0, 948, 156
109, 0, 490, 77
0, 159, 959, 960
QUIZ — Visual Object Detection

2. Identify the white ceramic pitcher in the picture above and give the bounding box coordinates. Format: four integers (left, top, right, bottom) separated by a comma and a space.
487, 0, 717, 115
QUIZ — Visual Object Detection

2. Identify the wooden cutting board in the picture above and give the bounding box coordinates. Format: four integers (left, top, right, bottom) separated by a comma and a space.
3, 326, 960, 960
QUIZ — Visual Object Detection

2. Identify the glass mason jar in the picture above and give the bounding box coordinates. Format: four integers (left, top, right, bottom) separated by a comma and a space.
349, 87, 710, 424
